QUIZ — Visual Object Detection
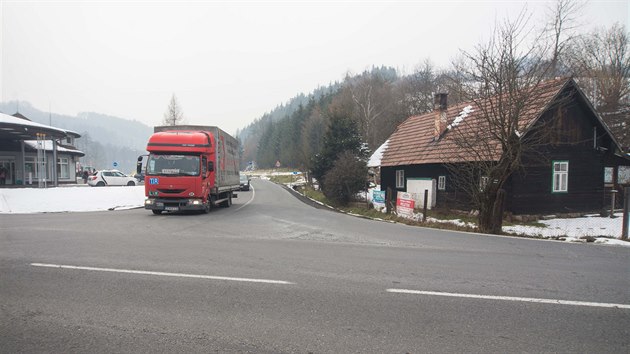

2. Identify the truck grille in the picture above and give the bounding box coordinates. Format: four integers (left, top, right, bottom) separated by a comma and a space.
158, 189, 186, 194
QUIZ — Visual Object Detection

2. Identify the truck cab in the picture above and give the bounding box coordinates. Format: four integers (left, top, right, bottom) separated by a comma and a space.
139, 126, 240, 215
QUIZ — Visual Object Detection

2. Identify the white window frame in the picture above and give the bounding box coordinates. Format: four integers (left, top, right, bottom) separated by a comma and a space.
552, 161, 569, 193
438, 175, 446, 190
396, 170, 405, 188
479, 176, 489, 191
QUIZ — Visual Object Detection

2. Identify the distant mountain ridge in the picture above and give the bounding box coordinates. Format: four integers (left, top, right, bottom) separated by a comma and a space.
0, 101, 152, 150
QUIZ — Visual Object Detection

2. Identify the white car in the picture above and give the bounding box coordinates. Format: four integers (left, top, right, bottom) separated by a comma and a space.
87, 170, 137, 187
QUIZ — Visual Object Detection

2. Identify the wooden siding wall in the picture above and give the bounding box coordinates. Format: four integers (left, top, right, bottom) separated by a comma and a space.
507, 89, 623, 214
507, 146, 606, 214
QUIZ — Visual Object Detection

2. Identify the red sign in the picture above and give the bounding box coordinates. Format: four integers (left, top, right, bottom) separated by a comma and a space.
396, 192, 415, 218
397, 199, 414, 209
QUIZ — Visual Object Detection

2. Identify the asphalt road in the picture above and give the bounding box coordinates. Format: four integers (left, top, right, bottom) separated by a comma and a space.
1, 178, 629, 353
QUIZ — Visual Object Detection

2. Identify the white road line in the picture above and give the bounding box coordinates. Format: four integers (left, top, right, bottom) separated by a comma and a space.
234, 185, 255, 212
31, 263, 293, 285
386, 289, 630, 309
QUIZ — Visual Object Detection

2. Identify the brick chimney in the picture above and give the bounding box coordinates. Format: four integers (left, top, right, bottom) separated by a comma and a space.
434, 93, 448, 139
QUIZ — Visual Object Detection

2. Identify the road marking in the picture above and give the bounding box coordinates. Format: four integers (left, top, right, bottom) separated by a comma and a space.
386, 289, 630, 309
31, 263, 293, 285
234, 185, 255, 212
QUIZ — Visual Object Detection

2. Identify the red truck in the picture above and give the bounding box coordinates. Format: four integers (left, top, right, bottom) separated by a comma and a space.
137, 125, 240, 214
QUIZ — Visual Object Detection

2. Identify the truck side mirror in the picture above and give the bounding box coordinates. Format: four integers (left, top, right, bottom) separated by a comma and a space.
208, 161, 214, 172
136, 157, 143, 174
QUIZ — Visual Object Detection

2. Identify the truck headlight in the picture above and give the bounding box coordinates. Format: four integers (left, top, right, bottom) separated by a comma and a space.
189, 199, 202, 205
145, 199, 154, 206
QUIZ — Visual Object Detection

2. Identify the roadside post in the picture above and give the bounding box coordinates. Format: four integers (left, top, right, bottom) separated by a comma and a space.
422, 189, 428, 223
610, 189, 617, 218
622, 186, 628, 240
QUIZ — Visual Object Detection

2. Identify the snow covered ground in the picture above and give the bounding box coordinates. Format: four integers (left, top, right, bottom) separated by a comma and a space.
1, 184, 628, 247
0, 185, 145, 213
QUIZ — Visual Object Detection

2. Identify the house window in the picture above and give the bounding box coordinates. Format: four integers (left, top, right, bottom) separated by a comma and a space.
396, 170, 405, 188
57, 157, 69, 179
438, 176, 446, 190
552, 161, 569, 193
479, 176, 489, 191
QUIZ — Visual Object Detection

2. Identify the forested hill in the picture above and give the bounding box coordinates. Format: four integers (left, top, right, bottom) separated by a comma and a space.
236, 65, 465, 170
0, 101, 152, 173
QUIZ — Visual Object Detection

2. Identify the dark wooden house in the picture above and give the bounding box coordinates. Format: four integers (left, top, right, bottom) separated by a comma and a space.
380, 78, 629, 215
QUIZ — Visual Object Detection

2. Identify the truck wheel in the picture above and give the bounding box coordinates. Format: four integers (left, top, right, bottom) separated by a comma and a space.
220, 192, 232, 208
152, 210, 162, 215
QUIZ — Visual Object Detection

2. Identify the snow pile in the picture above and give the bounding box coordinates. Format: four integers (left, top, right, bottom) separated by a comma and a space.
367, 140, 389, 167
447, 105, 474, 130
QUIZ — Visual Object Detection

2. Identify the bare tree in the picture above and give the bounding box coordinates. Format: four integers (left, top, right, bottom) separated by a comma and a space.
162, 94, 185, 126
398, 59, 437, 116
347, 69, 397, 150
447, 10, 559, 234
567, 23, 630, 147
398, 59, 468, 114
545, 0, 585, 76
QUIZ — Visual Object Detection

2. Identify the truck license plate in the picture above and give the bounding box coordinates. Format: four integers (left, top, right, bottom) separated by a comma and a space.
165, 206, 179, 211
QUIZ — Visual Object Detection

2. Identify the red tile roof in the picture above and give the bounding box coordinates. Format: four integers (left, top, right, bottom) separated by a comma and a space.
381, 78, 571, 167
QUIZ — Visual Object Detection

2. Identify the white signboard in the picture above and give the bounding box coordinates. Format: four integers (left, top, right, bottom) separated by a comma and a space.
619, 166, 630, 185
604, 167, 614, 184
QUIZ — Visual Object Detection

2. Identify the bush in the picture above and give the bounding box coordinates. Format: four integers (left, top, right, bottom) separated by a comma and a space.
322, 151, 368, 206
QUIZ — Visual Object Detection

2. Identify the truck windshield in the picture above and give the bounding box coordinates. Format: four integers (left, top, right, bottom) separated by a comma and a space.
147, 154, 200, 176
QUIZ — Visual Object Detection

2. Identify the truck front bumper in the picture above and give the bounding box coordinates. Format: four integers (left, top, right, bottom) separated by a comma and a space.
144, 198, 205, 212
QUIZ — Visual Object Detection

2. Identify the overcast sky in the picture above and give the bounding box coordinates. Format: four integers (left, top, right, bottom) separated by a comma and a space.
1, 1, 628, 134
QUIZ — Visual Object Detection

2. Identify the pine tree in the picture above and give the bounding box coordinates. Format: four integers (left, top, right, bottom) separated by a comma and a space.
311, 112, 363, 189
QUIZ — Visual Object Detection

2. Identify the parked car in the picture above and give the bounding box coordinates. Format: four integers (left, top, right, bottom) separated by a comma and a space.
87, 170, 137, 187
239, 173, 250, 191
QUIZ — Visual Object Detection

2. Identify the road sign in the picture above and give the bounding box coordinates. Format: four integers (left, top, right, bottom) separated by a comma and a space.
113, 161, 118, 168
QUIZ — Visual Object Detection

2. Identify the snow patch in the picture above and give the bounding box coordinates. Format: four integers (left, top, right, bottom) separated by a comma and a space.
447, 105, 474, 130
367, 140, 389, 168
